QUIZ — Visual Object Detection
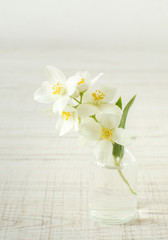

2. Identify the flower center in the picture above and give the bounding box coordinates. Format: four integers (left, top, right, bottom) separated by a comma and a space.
78, 78, 85, 85
101, 127, 113, 141
61, 111, 71, 120
92, 90, 105, 102
52, 82, 63, 95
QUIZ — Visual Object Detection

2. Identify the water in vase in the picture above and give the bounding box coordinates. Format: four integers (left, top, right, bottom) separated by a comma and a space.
89, 160, 137, 224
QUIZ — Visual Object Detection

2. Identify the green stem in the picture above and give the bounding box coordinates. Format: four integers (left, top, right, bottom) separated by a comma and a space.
90, 114, 99, 123
113, 157, 137, 195
79, 92, 83, 104
72, 98, 80, 104
118, 156, 122, 166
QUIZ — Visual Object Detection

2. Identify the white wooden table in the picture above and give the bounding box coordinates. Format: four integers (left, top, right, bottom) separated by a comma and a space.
0, 49, 168, 239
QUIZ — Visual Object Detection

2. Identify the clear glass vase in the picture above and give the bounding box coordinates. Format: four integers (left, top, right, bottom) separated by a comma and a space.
89, 148, 137, 224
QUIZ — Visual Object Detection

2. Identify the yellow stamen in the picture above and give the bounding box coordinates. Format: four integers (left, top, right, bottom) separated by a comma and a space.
52, 82, 63, 95
61, 111, 71, 121
101, 127, 113, 141
92, 90, 105, 101
78, 78, 85, 85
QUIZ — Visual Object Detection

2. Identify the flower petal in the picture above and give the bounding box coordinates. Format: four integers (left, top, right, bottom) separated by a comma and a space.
100, 113, 120, 129
53, 95, 69, 114
63, 104, 75, 113
78, 117, 101, 141
82, 85, 116, 104
56, 118, 74, 136
34, 82, 56, 103
95, 140, 112, 163
99, 103, 122, 116
76, 71, 91, 79
66, 76, 81, 96
70, 89, 79, 98
76, 71, 91, 92
46, 65, 66, 83
112, 128, 131, 146
78, 83, 89, 92
82, 89, 95, 103
100, 85, 117, 103
77, 104, 99, 118
66, 107, 79, 131
90, 72, 104, 87
74, 116, 79, 131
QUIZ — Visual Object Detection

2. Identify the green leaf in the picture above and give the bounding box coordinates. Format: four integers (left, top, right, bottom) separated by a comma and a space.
119, 95, 136, 128
112, 95, 136, 160
115, 97, 122, 110
112, 142, 124, 160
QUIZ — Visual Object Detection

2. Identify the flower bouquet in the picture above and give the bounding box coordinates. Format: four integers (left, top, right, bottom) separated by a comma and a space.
34, 66, 137, 224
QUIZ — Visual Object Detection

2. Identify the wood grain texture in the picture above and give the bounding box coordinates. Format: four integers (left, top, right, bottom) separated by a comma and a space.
0, 49, 168, 239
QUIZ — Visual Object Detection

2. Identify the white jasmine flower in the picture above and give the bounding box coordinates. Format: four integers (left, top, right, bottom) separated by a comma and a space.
55, 106, 79, 136
73, 71, 104, 96
78, 114, 131, 163
77, 85, 121, 117
34, 66, 80, 114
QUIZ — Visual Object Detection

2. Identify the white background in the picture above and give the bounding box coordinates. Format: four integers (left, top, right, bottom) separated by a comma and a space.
0, 0, 168, 52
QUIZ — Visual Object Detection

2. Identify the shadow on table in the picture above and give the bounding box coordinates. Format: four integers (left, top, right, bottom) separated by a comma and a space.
128, 207, 162, 226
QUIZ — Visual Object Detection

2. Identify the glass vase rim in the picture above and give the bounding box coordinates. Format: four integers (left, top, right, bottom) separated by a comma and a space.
91, 148, 136, 170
